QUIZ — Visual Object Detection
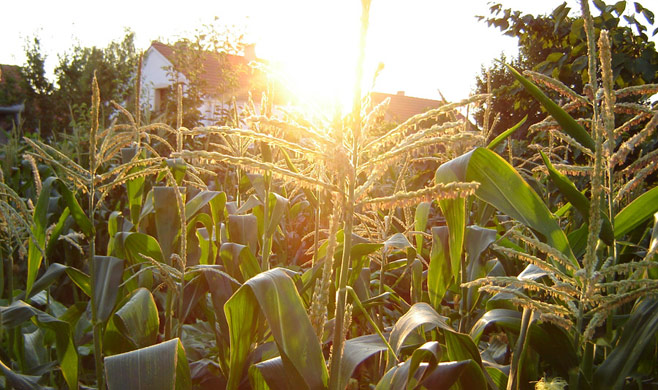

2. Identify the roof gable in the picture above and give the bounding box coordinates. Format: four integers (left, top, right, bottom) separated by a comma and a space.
148, 41, 262, 98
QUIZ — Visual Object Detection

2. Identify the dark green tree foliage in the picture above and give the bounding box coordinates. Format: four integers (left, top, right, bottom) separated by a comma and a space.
474, 1, 658, 138
54, 30, 139, 130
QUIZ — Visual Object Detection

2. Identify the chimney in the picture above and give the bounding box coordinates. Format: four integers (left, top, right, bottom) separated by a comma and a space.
244, 44, 256, 62
396, 91, 405, 96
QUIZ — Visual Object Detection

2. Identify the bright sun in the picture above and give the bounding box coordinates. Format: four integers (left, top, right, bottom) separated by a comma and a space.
248, 2, 365, 117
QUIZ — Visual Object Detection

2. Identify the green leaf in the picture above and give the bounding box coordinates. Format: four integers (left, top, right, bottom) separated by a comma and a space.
65, 267, 91, 298
595, 298, 658, 389
0, 359, 44, 390
26, 176, 56, 298
336, 334, 389, 390
420, 360, 487, 389
121, 147, 145, 225
444, 331, 482, 366
614, 186, 658, 239
113, 288, 159, 348
153, 186, 181, 264
265, 192, 289, 239
470, 309, 578, 376
437, 148, 577, 268
115, 232, 165, 264
428, 226, 451, 309
464, 226, 497, 312
228, 214, 259, 253
388, 303, 453, 363
487, 115, 527, 150
185, 190, 221, 220
56, 179, 92, 235
45, 207, 70, 258
414, 202, 431, 253
224, 268, 328, 390
375, 341, 441, 390
219, 242, 261, 282
19, 263, 67, 301
105, 338, 191, 390
92, 256, 124, 323
540, 151, 613, 245
250, 357, 295, 390
0, 300, 78, 389
503, 63, 595, 152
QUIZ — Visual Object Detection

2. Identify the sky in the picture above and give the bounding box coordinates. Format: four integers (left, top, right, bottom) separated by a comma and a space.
0, 0, 613, 107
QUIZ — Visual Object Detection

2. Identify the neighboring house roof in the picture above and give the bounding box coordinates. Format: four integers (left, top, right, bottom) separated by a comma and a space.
370, 91, 446, 123
149, 41, 263, 99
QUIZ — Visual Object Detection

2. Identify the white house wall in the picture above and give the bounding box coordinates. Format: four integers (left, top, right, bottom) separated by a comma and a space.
141, 47, 187, 111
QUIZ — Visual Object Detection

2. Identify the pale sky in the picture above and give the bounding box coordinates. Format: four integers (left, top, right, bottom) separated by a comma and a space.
1, 0, 607, 106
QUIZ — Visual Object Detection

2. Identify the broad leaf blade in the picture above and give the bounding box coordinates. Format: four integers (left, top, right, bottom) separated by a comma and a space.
92, 256, 124, 323
104, 338, 191, 390
437, 148, 577, 268
614, 186, 658, 239
113, 288, 159, 348
428, 226, 451, 310
504, 63, 595, 151
224, 268, 328, 390
540, 151, 613, 245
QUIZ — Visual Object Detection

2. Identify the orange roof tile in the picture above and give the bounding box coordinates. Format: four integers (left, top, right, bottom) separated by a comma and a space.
150, 41, 264, 99
370, 91, 445, 123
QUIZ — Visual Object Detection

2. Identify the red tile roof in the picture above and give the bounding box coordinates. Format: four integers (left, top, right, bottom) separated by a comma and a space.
370, 91, 445, 123
149, 41, 263, 99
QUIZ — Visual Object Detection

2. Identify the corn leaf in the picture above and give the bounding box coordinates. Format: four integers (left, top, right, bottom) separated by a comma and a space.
540, 151, 614, 245
185, 190, 221, 220
114, 232, 165, 264
228, 214, 259, 254
487, 115, 527, 150
375, 341, 440, 390
250, 357, 296, 390
437, 148, 577, 268
470, 309, 578, 377
503, 63, 595, 152
265, 192, 289, 239
595, 298, 658, 389
435, 166, 467, 284
336, 334, 389, 390
414, 202, 431, 253
614, 186, 658, 239
428, 226, 451, 310
464, 226, 497, 312
419, 360, 487, 389
153, 186, 181, 264
0, 300, 78, 389
388, 303, 453, 368
26, 176, 56, 298
224, 268, 328, 390
0, 359, 44, 390
92, 256, 124, 323
104, 338, 191, 390
113, 288, 159, 348
119, 147, 144, 225
219, 242, 261, 282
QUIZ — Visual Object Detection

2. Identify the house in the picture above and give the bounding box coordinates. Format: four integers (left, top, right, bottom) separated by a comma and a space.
370, 91, 447, 123
141, 41, 266, 125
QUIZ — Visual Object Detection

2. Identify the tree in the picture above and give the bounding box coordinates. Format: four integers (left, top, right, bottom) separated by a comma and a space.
54, 30, 139, 130
474, 1, 658, 138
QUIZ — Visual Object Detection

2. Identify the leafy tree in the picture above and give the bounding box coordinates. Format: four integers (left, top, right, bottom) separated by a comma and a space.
54, 30, 139, 130
474, 0, 658, 138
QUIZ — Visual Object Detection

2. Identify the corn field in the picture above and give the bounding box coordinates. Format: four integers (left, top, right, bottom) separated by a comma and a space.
1, 1, 658, 389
